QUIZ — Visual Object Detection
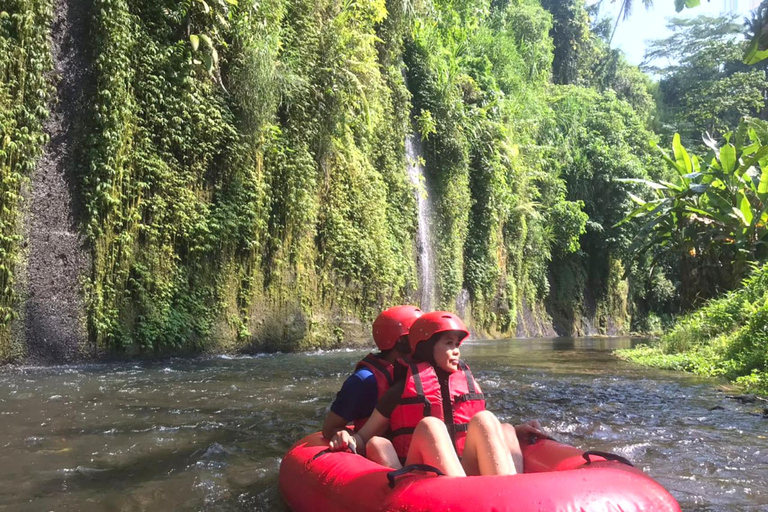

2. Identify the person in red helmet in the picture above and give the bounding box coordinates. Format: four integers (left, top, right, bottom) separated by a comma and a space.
321, 305, 423, 441
328, 311, 544, 476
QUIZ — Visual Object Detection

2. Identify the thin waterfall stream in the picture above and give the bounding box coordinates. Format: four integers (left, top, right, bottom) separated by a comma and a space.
406, 133, 436, 311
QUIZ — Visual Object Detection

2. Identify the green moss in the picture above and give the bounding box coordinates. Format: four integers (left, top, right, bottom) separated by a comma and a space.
75, 0, 419, 355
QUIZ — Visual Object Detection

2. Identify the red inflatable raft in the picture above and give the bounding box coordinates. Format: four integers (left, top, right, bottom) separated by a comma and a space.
280, 432, 681, 512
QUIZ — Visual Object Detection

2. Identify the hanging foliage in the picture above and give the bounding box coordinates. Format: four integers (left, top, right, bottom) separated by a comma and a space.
0, 0, 53, 360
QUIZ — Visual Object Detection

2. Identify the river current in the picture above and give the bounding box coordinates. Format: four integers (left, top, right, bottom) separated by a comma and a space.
0, 337, 765, 511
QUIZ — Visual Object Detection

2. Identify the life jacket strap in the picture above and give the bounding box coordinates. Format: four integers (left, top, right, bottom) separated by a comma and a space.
389, 427, 415, 438
408, 360, 432, 417
459, 360, 478, 394
361, 354, 394, 386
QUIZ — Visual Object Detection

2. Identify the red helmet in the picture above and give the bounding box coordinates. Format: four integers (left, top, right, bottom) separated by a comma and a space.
408, 311, 469, 353
372, 305, 423, 351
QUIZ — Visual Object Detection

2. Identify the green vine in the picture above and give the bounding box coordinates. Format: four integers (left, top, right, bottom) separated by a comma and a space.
79, 0, 418, 354
0, 0, 53, 360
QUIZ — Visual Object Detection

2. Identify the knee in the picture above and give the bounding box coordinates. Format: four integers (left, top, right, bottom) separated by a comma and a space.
469, 410, 502, 431
367, 436, 392, 452
415, 416, 449, 436
501, 422, 521, 449
366, 436, 399, 467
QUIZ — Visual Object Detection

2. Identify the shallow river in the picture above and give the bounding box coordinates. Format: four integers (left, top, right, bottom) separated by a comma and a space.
1, 337, 766, 511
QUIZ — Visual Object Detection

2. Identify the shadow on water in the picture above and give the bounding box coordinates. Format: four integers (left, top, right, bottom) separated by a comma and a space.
0, 340, 766, 511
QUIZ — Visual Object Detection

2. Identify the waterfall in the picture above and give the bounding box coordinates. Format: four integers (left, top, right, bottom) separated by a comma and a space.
405, 134, 436, 311
455, 288, 470, 319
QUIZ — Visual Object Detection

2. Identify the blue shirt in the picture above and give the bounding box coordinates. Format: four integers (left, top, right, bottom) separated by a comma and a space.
330, 367, 379, 422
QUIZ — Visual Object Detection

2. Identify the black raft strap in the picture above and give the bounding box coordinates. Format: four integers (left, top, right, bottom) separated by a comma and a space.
387, 464, 445, 488
582, 450, 633, 467
312, 448, 333, 461
311, 444, 357, 461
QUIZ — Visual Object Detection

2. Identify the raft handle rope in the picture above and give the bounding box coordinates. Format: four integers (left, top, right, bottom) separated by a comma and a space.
313, 428, 360, 461
387, 464, 445, 488
527, 433, 557, 445
312, 444, 357, 461
582, 450, 633, 467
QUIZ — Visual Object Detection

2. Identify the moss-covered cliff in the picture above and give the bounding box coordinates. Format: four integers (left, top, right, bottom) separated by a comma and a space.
1, 0, 661, 360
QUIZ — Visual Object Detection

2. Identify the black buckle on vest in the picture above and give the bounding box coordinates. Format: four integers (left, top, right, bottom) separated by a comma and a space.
453, 392, 485, 404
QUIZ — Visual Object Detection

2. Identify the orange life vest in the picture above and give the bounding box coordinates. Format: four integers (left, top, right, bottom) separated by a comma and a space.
389, 359, 485, 459
352, 353, 394, 430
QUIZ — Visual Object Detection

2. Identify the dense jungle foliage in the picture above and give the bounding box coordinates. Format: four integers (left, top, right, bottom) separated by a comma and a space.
610, 2, 768, 392
617, 116, 768, 393
3, 0, 768, 373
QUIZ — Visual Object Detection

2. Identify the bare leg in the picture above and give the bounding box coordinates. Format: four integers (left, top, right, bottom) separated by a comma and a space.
501, 422, 524, 474
461, 411, 516, 476
404, 417, 466, 477
366, 436, 402, 469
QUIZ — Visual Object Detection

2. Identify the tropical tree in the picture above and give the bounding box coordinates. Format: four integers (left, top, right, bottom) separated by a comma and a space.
613, 0, 654, 19
672, 0, 704, 12
644, 15, 766, 148
544, 86, 658, 333
619, 117, 768, 306
671, 0, 768, 66
540, 0, 593, 85
745, 1, 768, 64
609, 0, 654, 43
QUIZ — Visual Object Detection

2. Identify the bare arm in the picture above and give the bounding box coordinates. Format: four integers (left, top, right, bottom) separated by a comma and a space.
322, 411, 349, 440
328, 410, 391, 456
356, 409, 390, 443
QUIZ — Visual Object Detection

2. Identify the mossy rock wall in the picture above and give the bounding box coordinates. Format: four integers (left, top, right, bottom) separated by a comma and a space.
0, 0, 658, 360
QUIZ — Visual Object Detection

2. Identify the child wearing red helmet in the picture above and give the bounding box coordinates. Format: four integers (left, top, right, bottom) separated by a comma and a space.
321, 305, 423, 440
329, 311, 544, 476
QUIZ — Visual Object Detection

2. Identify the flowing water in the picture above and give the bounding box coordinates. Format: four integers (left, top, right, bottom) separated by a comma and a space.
1, 338, 766, 512
405, 134, 435, 311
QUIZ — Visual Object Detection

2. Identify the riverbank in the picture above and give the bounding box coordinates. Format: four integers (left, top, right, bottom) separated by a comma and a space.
615, 264, 768, 396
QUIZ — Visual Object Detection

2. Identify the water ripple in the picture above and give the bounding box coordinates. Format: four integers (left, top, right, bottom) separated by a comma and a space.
0, 338, 764, 511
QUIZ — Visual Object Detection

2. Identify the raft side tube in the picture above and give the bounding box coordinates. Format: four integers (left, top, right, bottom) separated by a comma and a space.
280, 433, 393, 512
280, 432, 682, 512
521, 437, 606, 472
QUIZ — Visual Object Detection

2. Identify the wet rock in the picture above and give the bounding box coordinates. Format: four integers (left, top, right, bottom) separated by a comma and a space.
726, 394, 757, 403
708, 405, 725, 411
21, 0, 92, 363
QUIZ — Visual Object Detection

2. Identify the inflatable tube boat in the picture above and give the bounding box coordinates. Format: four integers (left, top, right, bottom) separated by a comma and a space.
279, 432, 681, 512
